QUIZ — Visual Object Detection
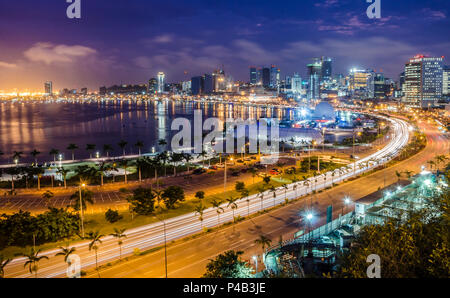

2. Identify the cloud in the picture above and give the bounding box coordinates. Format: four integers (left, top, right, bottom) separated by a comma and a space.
152, 34, 174, 44
0, 61, 17, 68
23, 42, 97, 65
421, 8, 446, 20
315, 0, 339, 8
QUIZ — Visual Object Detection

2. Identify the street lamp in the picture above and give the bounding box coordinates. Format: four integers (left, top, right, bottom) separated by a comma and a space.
343, 196, 351, 214
154, 214, 168, 278
253, 255, 258, 273
79, 183, 86, 238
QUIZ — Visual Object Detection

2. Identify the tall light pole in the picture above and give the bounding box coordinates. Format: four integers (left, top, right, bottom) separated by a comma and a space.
79, 183, 86, 238
253, 255, 258, 273
154, 214, 168, 278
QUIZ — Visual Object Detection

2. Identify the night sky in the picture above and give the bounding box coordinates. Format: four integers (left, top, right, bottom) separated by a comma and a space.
0, 0, 449, 92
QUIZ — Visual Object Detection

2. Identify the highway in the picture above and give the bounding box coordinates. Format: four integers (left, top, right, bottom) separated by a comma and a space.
2, 114, 420, 278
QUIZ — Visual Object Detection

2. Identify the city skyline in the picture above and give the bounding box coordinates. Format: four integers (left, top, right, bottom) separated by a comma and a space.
0, 0, 449, 91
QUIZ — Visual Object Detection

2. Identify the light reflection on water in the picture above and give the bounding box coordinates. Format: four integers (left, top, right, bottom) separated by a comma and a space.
0, 100, 291, 163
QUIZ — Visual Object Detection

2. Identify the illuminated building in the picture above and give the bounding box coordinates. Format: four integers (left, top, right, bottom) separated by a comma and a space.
321, 57, 333, 82
157, 72, 165, 93
44, 81, 53, 95
443, 65, 450, 100
148, 78, 158, 94
348, 68, 374, 100
403, 55, 444, 107
307, 59, 322, 101
249, 66, 257, 85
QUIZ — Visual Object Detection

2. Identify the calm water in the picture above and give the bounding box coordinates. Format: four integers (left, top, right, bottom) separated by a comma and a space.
0, 99, 293, 163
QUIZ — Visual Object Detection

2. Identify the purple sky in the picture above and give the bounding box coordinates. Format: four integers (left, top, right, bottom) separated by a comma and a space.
0, 0, 449, 92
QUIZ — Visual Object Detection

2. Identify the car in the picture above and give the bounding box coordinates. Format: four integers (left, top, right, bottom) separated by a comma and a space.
231, 171, 240, 176
193, 168, 206, 175
210, 165, 218, 170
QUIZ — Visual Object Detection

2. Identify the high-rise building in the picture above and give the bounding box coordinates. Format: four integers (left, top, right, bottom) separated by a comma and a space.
249, 67, 257, 85
348, 68, 375, 99
403, 55, 444, 107
443, 65, 450, 98
321, 57, 333, 82
213, 69, 226, 92
157, 72, 165, 93
374, 73, 386, 99
191, 76, 203, 95
44, 81, 53, 95
307, 59, 322, 100
269, 65, 280, 89
203, 74, 214, 94
291, 73, 302, 94
148, 78, 158, 94
80, 87, 88, 95
261, 67, 270, 88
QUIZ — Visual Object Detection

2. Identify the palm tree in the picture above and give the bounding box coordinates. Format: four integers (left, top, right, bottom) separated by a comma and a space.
20, 248, 49, 278
70, 188, 94, 213
194, 204, 206, 230
32, 150, 42, 166
182, 153, 193, 173
57, 167, 69, 188
33, 166, 45, 190
87, 230, 104, 277
427, 160, 435, 171
150, 158, 161, 189
157, 151, 169, 177
135, 141, 144, 156
226, 196, 238, 222
249, 167, 257, 184
211, 199, 224, 225
403, 170, 414, 179
42, 190, 54, 207
135, 158, 146, 182
55, 245, 76, 273
97, 162, 110, 186
12, 151, 23, 164
0, 255, 11, 278
49, 148, 59, 162
119, 159, 129, 183
110, 228, 127, 260
269, 186, 277, 207
153, 189, 164, 208
103, 144, 113, 158
158, 139, 167, 150
170, 152, 183, 176
395, 170, 402, 182
67, 144, 78, 161
198, 150, 207, 168
281, 184, 288, 201
254, 235, 272, 253
257, 186, 265, 211
86, 144, 96, 159
118, 140, 128, 157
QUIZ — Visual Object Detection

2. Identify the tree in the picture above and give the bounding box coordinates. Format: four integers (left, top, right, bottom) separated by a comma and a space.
269, 186, 277, 207
336, 190, 450, 278
103, 144, 113, 158
248, 167, 257, 184
105, 209, 122, 223
67, 144, 78, 161
226, 196, 238, 222
42, 190, 54, 207
203, 250, 253, 278
162, 186, 185, 209
86, 144, 96, 159
157, 151, 169, 177
49, 148, 59, 162
97, 162, 110, 186
12, 151, 23, 163
135, 140, 144, 156
194, 204, 206, 230
57, 167, 69, 188
195, 190, 205, 201
199, 150, 207, 168
110, 228, 127, 260
235, 181, 245, 193
170, 152, 183, 176
257, 186, 265, 211
211, 199, 224, 225
254, 235, 272, 253
0, 255, 11, 278
127, 187, 155, 215
70, 188, 94, 212
262, 175, 271, 186
55, 245, 76, 273
119, 159, 130, 184
87, 230, 104, 277
19, 248, 49, 278
182, 153, 193, 173
118, 140, 128, 157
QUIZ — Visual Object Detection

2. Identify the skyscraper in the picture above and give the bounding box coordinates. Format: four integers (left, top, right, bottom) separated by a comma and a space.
321, 57, 332, 82
249, 67, 257, 85
269, 65, 280, 89
291, 73, 302, 94
157, 72, 165, 93
403, 55, 444, 107
191, 76, 203, 95
307, 59, 321, 101
348, 68, 375, 100
261, 67, 270, 88
442, 65, 449, 99
44, 81, 53, 95
148, 78, 158, 94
